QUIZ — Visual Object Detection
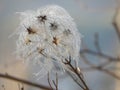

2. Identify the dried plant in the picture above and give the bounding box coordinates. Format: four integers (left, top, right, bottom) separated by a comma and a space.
13, 5, 81, 79
9, 5, 88, 90
0, 4, 120, 90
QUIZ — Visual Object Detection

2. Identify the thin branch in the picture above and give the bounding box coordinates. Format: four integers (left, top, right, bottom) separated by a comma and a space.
55, 73, 58, 90
112, 22, 120, 42
112, 6, 120, 42
0, 73, 52, 90
65, 70, 85, 89
80, 54, 120, 80
47, 73, 53, 90
52, 73, 58, 90
80, 49, 120, 61
48, 73, 58, 90
94, 33, 102, 53
81, 66, 120, 80
100, 68, 120, 80
97, 60, 113, 68
63, 58, 89, 90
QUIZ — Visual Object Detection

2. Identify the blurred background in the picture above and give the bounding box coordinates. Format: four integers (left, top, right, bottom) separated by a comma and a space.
0, 0, 120, 90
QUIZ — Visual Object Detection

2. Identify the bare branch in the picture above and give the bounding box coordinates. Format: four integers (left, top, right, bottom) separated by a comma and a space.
112, 6, 120, 42
47, 73, 53, 90
0, 73, 52, 90
94, 33, 102, 53
80, 52, 120, 80
63, 58, 89, 90
80, 49, 120, 61
48, 72, 58, 90
52, 73, 58, 90
81, 66, 120, 80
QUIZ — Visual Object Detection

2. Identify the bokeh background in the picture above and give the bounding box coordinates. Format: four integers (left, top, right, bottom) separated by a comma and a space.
0, 0, 120, 90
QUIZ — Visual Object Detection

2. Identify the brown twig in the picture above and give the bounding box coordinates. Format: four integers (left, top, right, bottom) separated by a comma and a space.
63, 58, 89, 90
81, 66, 120, 80
113, 22, 120, 42
112, 6, 120, 42
47, 73, 58, 90
80, 51, 120, 80
54, 73, 58, 90
94, 32, 102, 53
80, 49, 120, 61
0, 73, 52, 90
47, 73, 53, 90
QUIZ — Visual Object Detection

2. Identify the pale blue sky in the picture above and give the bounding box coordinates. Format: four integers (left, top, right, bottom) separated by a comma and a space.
0, 0, 117, 27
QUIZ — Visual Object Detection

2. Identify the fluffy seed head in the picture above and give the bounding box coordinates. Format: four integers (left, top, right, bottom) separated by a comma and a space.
14, 5, 81, 78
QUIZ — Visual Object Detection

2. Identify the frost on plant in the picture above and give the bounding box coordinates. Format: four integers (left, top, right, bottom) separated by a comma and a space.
14, 5, 81, 78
